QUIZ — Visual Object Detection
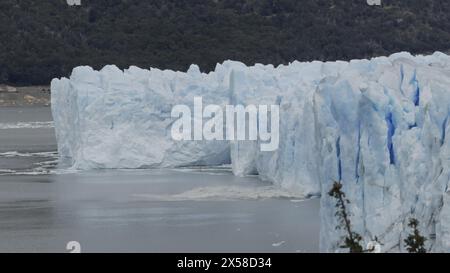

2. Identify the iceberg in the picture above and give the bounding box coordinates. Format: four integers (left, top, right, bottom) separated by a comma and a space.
51, 52, 450, 252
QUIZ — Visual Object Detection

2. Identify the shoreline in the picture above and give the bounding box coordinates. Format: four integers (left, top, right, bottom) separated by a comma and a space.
0, 86, 50, 107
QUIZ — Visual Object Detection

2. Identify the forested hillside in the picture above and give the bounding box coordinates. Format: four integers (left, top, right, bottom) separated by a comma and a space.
1, 0, 450, 85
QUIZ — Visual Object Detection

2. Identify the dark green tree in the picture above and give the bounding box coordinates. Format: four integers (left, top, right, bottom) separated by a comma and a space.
328, 181, 364, 253
404, 218, 427, 253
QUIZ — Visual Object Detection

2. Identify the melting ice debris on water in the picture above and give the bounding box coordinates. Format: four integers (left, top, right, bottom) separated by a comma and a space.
0, 150, 70, 176
0, 121, 54, 129
0, 151, 58, 158
51, 52, 450, 252
272, 241, 286, 247
171, 164, 234, 176
0, 165, 77, 176
133, 185, 304, 202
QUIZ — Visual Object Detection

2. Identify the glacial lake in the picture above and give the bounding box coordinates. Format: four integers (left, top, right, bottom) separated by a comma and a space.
0, 107, 319, 253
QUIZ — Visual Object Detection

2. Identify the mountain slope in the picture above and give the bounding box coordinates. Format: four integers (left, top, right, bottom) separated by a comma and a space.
2, 0, 450, 85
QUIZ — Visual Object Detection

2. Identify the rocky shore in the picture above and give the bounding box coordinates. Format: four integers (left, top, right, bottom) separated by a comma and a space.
0, 85, 50, 107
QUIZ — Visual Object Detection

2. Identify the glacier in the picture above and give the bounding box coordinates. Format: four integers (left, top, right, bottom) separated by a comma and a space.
51, 52, 450, 252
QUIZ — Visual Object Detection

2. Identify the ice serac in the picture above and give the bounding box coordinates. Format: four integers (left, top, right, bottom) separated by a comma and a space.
51, 52, 450, 252
51, 64, 231, 169
316, 52, 450, 252
228, 60, 347, 196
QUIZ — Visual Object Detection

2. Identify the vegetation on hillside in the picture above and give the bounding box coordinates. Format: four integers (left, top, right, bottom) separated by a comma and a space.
2, 0, 450, 85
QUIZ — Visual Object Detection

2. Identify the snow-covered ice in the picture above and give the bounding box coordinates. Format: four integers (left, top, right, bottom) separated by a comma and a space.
51, 52, 450, 252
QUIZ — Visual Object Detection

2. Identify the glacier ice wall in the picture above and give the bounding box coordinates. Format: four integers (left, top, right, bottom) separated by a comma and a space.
51, 64, 232, 169
315, 53, 450, 252
51, 52, 450, 252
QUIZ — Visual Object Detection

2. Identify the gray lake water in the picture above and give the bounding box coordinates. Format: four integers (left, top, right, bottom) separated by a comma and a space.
0, 107, 320, 253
